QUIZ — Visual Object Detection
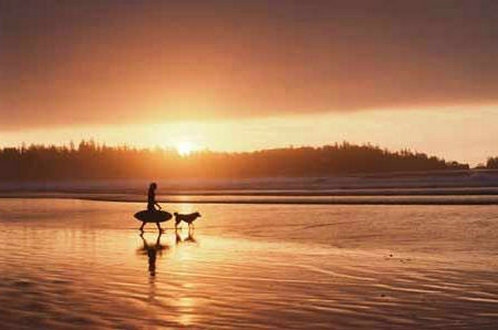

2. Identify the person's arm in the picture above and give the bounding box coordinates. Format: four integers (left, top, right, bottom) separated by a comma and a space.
155, 202, 162, 210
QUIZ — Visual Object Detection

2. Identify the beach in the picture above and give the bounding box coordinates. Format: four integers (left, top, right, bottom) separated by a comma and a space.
4, 0, 498, 328
0, 198, 497, 329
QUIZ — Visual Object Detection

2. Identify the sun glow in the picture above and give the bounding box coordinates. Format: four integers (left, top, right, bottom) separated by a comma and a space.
177, 142, 194, 156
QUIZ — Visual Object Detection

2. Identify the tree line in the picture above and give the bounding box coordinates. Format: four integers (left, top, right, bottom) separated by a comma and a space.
0, 140, 471, 181
487, 157, 498, 169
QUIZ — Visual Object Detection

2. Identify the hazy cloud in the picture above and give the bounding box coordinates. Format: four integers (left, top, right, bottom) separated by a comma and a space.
1, 0, 498, 129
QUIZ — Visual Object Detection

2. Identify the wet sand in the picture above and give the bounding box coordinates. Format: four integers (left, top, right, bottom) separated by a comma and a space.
0, 199, 497, 328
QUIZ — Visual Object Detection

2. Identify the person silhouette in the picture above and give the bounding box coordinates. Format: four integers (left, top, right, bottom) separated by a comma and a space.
147, 182, 161, 211
139, 182, 164, 232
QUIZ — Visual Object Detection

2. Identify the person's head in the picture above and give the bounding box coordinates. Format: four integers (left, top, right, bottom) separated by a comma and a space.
149, 182, 157, 190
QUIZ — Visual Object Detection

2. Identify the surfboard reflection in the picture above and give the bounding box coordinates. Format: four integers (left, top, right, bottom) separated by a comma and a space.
137, 232, 170, 277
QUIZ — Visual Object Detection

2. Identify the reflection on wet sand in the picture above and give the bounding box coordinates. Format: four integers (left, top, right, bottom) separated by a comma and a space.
137, 232, 171, 306
137, 229, 200, 326
175, 227, 198, 245
0, 199, 498, 328
137, 232, 170, 277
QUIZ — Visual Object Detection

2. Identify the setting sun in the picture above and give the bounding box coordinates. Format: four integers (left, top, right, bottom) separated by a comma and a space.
177, 142, 194, 156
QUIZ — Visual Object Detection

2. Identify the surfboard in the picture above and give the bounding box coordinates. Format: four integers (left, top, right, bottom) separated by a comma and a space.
134, 210, 172, 223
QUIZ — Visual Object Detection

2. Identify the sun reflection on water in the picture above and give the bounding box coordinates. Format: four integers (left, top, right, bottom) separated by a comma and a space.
176, 297, 196, 326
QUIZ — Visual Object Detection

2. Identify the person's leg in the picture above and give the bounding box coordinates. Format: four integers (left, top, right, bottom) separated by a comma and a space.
156, 222, 162, 232
139, 222, 145, 231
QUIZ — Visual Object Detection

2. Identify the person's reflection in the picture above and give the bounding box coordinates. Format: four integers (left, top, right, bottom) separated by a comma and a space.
138, 232, 169, 277
175, 227, 197, 245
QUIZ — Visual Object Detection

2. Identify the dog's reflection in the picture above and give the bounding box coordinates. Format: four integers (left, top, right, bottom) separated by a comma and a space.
137, 232, 169, 277
175, 227, 197, 245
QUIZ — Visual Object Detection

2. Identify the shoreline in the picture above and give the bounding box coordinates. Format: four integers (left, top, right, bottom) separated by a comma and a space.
2, 192, 498, 205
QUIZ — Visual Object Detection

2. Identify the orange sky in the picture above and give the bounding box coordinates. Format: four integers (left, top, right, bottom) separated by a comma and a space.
1, 107, 496, 166
1, 1, 498, 165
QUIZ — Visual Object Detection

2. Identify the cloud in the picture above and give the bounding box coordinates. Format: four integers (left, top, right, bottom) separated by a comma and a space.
1, 0, 498, 129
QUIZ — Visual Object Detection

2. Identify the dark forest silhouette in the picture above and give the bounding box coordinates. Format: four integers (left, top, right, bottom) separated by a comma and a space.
0, 140, 471, 181
487, 157, 498, 169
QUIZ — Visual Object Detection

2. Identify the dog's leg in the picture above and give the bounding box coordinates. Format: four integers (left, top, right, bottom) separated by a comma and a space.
175, 228, 181, 244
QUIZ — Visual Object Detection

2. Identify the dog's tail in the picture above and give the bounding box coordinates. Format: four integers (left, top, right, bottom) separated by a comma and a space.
174, 212, 178, 216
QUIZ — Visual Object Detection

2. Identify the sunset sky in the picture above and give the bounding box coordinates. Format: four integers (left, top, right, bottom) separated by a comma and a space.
1, 0, 498, 165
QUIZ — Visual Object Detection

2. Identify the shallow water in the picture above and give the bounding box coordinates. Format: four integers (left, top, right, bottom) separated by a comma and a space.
0, 199, 497, 329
